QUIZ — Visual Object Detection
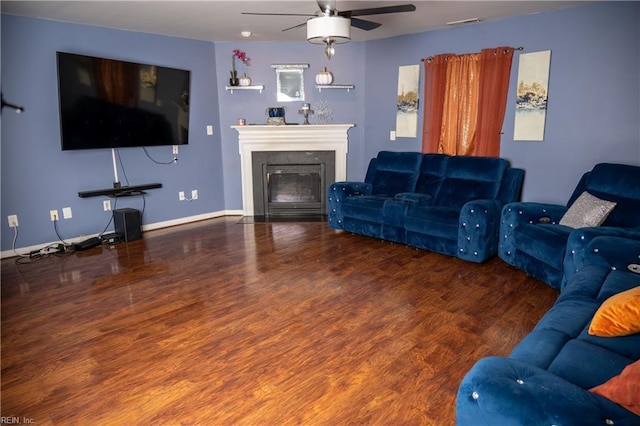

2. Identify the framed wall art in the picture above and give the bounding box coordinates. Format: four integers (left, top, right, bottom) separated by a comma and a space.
514, 50, 551, 141
396, 64, 420, 138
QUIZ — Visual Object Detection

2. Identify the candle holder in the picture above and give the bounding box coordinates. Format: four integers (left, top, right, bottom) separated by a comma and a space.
298, 103, 314, 125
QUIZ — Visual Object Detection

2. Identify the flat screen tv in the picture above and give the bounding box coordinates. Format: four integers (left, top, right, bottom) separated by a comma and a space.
57, 52, 191, 150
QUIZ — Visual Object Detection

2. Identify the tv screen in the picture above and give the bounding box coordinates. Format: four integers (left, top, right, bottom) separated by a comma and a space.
57, 52, 190, 150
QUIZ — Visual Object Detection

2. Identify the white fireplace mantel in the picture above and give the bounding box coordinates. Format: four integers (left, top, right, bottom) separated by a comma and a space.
231, 124, 354, 216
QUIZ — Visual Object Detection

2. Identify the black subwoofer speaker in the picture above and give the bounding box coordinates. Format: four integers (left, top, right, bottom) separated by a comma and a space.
113, 208, 142, 242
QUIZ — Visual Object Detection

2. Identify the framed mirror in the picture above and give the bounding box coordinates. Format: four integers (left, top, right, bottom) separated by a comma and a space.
272, 64, 309, 102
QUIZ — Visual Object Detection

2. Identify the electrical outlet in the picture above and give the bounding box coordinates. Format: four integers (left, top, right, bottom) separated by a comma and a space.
191, 189, 198, 200
50, 210, 59, 221
179, 191, 186, 201
206, 125, 213, 136
103, 200, 111, 211
8, 215, 18, 228
62, 207, 72, 219
390, 130, 396, 141
172, 145, 179, 155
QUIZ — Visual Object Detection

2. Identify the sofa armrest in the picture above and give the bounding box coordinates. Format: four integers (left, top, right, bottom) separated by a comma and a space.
327, 181, 373, 229
563, 228, 640, 283
501, 201, 568, 226
457, 200, 503, 263
457, 357, 637, 425
498, 202, 568, 262
563, 234, 640, 287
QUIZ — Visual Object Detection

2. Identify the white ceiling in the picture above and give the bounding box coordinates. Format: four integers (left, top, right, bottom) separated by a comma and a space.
1, 1, 592, 43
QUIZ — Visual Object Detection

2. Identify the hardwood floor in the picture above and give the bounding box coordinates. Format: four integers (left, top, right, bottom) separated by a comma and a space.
1, 217, 558, 425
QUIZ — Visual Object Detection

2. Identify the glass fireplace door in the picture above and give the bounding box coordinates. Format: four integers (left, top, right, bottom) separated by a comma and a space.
264, 164, 325, 216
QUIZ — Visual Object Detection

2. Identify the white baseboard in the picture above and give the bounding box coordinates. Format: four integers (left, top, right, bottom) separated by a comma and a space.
1, 210, 244, 260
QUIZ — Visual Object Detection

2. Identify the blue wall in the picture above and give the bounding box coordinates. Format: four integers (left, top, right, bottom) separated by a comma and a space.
2, 1, 639, 254
1, 16, 224, 252
363, 1, 640, 202
212, 40, 367, 210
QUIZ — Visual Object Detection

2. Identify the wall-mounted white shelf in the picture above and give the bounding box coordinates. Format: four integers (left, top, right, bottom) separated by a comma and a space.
226, 85, 264, 93
316, 84, 355, 93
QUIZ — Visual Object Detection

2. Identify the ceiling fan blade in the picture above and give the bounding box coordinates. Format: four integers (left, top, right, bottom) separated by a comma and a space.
350, 18, 381, 31
282, 22, 309, 32
241, 12, 316, 17
339, 4, 416, 18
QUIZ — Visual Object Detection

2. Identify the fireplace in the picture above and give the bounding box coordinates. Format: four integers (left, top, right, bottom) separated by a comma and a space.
252, 151, 334, 216
232, 124, 354, 217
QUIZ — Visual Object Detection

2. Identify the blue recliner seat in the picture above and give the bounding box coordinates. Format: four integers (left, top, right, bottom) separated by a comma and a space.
328, 151, 524, 263
499, 162, 640, 289
330, 151, 423, 240
457, 236, 640, 425
404, 155, 524, 262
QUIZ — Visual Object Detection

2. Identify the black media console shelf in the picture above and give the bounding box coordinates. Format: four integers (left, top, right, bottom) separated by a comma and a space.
78, 183, 162, 198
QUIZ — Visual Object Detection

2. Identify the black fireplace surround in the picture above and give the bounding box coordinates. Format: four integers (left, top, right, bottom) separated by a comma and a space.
251, 151, 335, 217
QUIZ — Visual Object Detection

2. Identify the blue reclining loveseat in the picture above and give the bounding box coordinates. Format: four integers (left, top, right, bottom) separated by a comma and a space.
499, 162, 640, 289
457, 236, 640, 424
328, 151, 524, 263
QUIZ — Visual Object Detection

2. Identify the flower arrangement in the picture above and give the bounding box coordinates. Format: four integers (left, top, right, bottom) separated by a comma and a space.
233, 49, 250, 68
230, 49, 250, 86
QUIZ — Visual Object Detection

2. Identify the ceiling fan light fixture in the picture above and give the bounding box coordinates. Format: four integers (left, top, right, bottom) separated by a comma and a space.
324, 42, 336, 60
307, 16, 351, 45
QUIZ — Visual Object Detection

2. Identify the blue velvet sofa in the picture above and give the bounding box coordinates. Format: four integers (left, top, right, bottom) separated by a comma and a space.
457, 236, 640, 424
499, 162, 640, 289
328, 151, 524, 263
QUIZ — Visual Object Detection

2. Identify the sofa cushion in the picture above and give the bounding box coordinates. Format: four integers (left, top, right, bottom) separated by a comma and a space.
580, 163, 640, 201
589, 286, 640, 337
382, 199, 410, 227
414, 153, 448, 196
368, 151, 422, 196
562, 267, 640, 360
512, 223, 571, 270
590, 359, 640, 416
404, 206, 459, 239
434, 156, 508, 209
593, 192, 640, 228
579, 324, 640, 362
559, 191, 617, 228
341, 195, 387, 222
371, 171, 416, 196
510, 329, 573, 369
547, 339, 635, 389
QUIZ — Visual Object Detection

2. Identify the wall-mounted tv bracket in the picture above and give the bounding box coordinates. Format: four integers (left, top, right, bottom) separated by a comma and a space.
1, 93, 24, 114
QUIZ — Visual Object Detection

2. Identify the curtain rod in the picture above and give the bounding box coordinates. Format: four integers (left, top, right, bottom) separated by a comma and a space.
421, 46, 524, 63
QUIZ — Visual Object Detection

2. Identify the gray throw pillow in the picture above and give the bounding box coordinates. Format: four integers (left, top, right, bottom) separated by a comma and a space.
559, 191, 617, 228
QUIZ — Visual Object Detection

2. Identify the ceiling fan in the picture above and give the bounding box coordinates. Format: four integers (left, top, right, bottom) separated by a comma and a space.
242, 1, 416, 59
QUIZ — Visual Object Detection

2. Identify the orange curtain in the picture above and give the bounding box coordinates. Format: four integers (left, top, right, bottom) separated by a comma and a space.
473, 47, 515, 157
421, 54, 453, 153
421, 47, 515, 157
439, 53, 480, 155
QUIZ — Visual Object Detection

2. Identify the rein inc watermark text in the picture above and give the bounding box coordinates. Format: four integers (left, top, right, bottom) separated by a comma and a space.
1, 418, 35, 424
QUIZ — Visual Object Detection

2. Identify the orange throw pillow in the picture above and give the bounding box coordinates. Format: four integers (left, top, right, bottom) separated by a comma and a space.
589, 286, 640, 337
590, 360, 640, 416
